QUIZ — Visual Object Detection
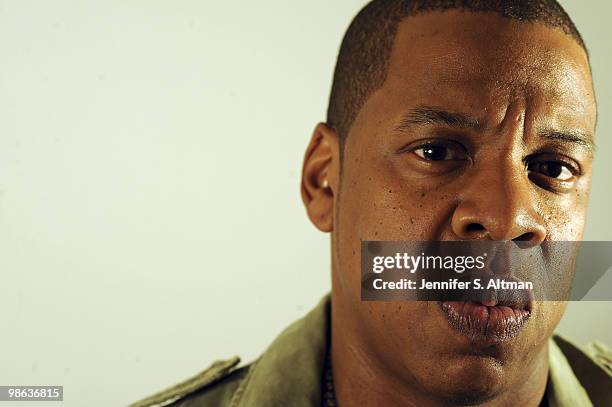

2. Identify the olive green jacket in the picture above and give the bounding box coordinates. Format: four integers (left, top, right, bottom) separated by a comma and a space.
130, 296, 611, 407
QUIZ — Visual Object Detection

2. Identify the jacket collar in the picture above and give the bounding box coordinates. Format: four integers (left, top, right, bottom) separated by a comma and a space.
235, 295, 330, 406
547, 338, 592, 406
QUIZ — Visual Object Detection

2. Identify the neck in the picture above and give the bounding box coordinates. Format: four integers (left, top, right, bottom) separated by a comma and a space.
330, 300, 550, 407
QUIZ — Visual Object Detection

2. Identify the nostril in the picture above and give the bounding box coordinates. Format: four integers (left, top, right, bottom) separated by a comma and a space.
466, 223, 485, 233
514, 232, 535, 242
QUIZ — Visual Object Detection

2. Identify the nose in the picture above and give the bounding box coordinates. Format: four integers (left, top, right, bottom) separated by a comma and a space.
450, 166, 547, 245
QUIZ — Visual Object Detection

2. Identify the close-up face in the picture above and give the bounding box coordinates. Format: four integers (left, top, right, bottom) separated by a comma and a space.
319, 10, 596, 405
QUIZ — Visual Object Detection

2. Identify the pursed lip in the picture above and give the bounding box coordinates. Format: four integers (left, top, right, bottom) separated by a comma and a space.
439, 299, 532, 343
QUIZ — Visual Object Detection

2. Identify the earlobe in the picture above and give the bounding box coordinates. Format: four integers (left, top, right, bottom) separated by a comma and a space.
300, 123, 340, 232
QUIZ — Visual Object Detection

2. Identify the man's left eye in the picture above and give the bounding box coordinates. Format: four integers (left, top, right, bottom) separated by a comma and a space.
528, 161, 575, 181
413, 143, 466, 161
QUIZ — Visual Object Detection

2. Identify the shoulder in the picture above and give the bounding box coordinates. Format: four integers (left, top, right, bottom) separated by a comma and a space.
129, 356, 253, 407
552, 335, 612, 406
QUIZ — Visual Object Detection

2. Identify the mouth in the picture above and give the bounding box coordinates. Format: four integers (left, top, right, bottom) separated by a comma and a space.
439, 299, 532, 343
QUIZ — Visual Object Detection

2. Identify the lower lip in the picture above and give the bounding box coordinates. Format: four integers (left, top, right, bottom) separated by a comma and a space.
440, 301, 531, 343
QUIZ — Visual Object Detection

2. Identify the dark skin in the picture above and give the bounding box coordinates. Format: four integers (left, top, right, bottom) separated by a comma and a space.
301, 11, 596, 407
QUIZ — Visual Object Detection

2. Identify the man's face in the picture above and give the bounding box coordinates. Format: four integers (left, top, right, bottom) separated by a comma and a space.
330, 11, 596, 403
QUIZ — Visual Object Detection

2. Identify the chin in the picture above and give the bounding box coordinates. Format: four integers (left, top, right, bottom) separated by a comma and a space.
424, 355, 506, 406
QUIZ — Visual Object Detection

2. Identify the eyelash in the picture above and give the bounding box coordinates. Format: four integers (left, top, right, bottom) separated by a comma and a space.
412, 143, 466, 161
399, 140, 468, 160
524, 155, 581, 177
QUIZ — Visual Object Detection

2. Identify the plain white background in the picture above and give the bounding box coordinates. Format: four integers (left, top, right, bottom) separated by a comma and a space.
0, 1, 610, 406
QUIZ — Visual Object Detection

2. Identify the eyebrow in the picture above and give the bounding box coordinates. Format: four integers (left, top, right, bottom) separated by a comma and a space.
395, 105, 481, 131
539, 130, 596, 153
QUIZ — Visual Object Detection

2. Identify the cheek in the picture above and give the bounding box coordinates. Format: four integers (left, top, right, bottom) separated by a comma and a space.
539, 194, 588, 241
335, 169, 458, 299
541, 173, 591, 240
338, 166, 457, 242
532, 301, 567, 337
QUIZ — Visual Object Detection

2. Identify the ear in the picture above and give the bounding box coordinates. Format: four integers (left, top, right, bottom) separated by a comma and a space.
301, 123, 340, 232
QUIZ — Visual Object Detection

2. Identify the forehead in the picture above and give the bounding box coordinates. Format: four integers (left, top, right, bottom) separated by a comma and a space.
382, 11, 596, 127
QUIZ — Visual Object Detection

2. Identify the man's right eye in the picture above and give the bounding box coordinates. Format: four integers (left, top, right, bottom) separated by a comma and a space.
412, 142, 467, 161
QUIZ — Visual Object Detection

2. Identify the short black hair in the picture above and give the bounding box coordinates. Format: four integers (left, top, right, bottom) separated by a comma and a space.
326, 0, 587, 151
